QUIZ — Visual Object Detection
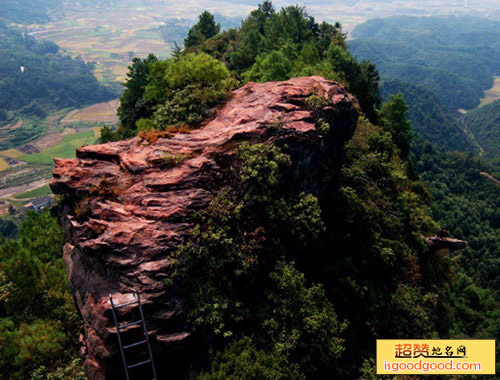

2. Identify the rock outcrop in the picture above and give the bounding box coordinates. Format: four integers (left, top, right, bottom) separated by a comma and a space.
424, 236, 467, 252
51, 76, 359, 379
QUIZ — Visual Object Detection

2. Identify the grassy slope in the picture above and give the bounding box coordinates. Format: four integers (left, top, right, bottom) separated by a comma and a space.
13, 185, 51, 199
19, 130, 97, 164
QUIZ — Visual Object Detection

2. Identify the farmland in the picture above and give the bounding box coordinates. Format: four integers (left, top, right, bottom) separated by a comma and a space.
62, 99, 119, 124
480, 76, 500, 106
0, 101, 116, 205
29, 3, 174, 84
0, 158, 9, 172
13, 185, 51, 200
0, 116, 49, 151
20, 129, 98, 164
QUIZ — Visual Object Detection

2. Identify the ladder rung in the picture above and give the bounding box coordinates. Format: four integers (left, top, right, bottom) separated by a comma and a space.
123, 339, 147, 349
114, 299, 139, 309
119, 320, 142, 329
127, 359, 151, 369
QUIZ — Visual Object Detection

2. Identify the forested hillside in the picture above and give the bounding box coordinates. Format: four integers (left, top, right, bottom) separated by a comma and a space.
0, 0, 62, 24
350, 16, 500, 112
349, 16, 500, 368
413, 139, 500, 333
463, 100, 500, 172
0, 23, 116, 123
380, 79, 474, 152
0, 211, 84, 380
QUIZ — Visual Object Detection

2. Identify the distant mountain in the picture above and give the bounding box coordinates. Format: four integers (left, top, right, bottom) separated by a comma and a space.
0, 0, 63, 24
0, 0, 117, 24
349, 16, 500, 112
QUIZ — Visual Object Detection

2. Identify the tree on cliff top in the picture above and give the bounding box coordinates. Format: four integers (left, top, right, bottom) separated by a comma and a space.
381, 93, 413, 159
104, 1, 380, 142
114, 54, 158, 140
138, 52, 236, 131
101, 52, 235, 142
185, 11, 221, 48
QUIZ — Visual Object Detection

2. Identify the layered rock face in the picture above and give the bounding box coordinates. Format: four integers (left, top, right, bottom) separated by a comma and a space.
424, 236, 467, 252
51, 76, 359, 379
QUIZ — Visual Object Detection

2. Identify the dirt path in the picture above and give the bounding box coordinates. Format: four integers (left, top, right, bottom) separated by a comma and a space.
460, 118, 485, 156
480, 172, 500, 185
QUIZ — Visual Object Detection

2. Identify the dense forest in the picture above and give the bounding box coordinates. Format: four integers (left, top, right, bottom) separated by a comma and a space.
380, 79, 474, 152
0, 2, 499, 379
349, 16, 500, 112
462, 100, 500, 173
349, 15, 500, 172
0, 22, 116, 125
0, 0, 63, 24
0, 0, 118, 24
413, 138, 500, 335
0, 211, 85, 380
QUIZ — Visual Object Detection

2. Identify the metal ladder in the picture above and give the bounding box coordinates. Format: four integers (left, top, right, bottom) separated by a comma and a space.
109, 290, 158, 380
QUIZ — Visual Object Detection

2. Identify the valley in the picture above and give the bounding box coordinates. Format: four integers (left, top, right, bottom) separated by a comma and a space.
29, 9, 171, 84
20, 0, 500, 86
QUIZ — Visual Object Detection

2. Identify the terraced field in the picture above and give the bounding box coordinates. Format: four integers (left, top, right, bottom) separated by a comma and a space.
0, 158, 9, 172
62, 99, 119, 124
30, 6, 172, 84
0, 117, 48, 151
0, 149, 23, 159
0, 107, 113, 205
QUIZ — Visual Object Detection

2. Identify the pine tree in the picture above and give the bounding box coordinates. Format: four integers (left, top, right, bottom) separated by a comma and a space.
116, 54, 157, 137
260, 0, 275, 17
184, 11, 221, 48
381, 94, 413, 158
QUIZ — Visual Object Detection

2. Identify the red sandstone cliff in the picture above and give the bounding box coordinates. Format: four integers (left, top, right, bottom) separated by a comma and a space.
51, 76, 359, 379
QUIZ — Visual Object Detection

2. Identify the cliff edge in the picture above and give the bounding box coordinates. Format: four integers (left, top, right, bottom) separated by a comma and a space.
51, 76, 359, 379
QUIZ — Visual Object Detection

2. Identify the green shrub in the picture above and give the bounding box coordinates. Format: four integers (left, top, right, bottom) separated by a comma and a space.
16, 320, 68, 372
263, 261, 346, 375
196, 337, 304, 380
30, 358, 86, 380
142, 53, 237, 130
162, 152, 191, 168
